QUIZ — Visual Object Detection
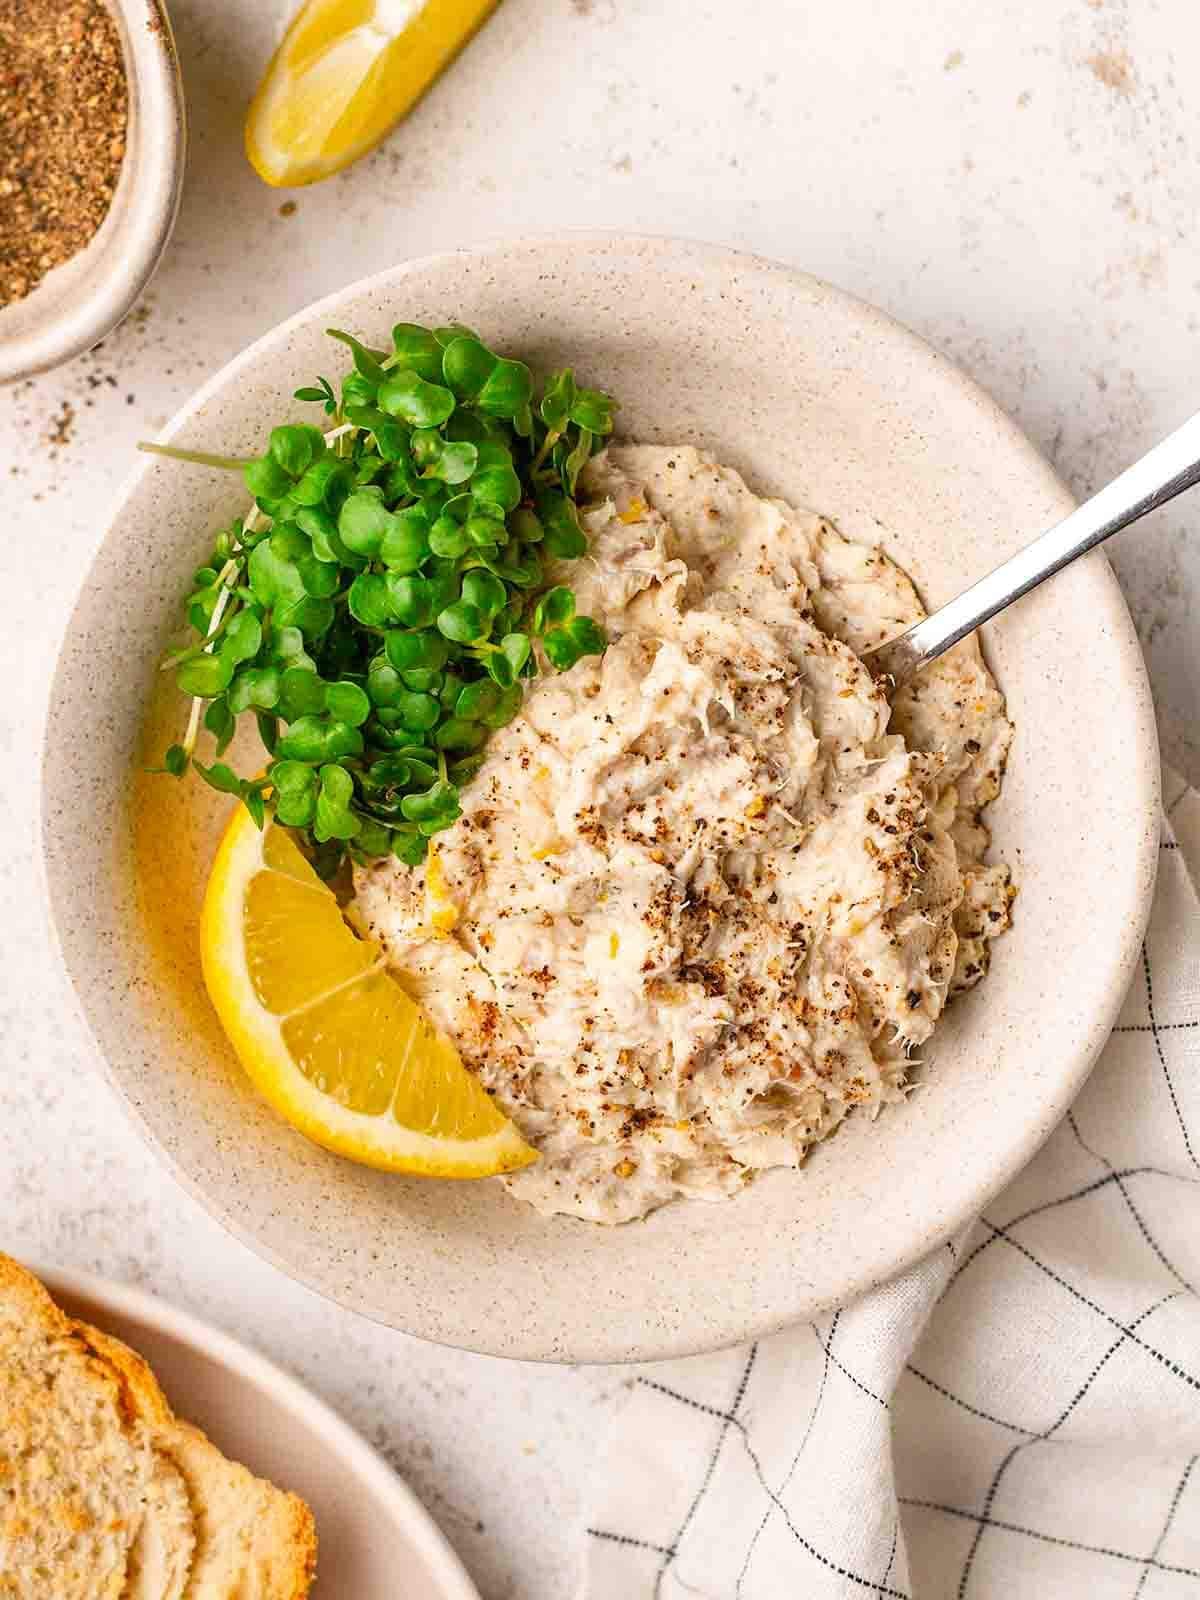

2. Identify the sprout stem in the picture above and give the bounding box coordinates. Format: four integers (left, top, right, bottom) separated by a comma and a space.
529, 425, 563, 475
139, 442, 252, 471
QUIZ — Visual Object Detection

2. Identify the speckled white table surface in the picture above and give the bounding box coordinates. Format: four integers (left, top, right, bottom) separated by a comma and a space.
3, 2, 1197, 1595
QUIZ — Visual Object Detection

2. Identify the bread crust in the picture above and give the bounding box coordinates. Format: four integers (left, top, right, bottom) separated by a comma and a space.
0, 1257, 148, 1599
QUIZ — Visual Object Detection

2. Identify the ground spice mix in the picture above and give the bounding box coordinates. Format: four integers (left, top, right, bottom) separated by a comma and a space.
0, 0, 128, 308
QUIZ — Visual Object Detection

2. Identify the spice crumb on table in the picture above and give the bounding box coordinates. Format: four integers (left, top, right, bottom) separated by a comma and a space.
0, 0, 128, 308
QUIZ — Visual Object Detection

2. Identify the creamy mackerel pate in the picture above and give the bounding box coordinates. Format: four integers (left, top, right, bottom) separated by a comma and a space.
355, 446, 1014, 1223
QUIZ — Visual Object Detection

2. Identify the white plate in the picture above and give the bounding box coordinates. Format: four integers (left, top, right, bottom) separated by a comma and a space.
38, 1265, 480, 1600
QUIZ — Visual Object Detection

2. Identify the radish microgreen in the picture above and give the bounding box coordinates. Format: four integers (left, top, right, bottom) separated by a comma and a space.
146, 324, 615, 873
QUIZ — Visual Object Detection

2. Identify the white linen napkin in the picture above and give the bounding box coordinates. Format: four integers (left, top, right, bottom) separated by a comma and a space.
584, 766, 1200, 1599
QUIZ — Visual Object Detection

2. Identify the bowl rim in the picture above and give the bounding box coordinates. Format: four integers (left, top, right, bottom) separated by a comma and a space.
0, 0, 186, 384
40, 232, 1162, 1360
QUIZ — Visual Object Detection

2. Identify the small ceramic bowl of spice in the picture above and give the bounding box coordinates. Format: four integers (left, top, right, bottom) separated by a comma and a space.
0, 0, 185, 383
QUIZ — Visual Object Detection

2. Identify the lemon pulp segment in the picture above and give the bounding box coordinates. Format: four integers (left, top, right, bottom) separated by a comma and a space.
246, 0, 501, 187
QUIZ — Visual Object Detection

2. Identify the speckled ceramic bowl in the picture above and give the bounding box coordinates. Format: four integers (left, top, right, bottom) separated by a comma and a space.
41, 236, 1159, 1362
0, 1, 184, 384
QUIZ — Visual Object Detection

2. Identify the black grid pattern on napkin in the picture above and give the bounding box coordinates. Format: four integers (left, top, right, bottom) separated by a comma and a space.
591, 1308, 916, 1599
898, 885, 1199, 1597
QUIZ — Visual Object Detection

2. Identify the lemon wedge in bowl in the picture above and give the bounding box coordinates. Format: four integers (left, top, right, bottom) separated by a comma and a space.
246, 0, 500, 188
201, 802, 535, 1177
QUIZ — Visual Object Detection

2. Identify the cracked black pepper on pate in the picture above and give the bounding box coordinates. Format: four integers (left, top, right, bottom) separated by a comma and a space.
354, 446, 1015, 1223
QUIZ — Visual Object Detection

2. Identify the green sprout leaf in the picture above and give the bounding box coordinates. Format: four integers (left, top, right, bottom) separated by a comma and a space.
378, 370, 456, 428
192, 760, 244, 796
471, 461, 522, 512
268, 423, 325, 479
441, 336, 497, 399
314, 763, 360, 843
248, 540, 305, 609
393, 830, 430, 866
290, 456, 349, 509
465, 513, 506, 548
293, 376, 337, 415
279, 666, 327, 720
338, 488, 394, 559
219, 610, 263, 667
390, 323, 446, 383
437, 600, 486, 644
532, 586, 575, 633
353, 818, 392, 858
422, 435, 479, 485
456, 679, 501, 721
460, 570, 506, 618
177, 652, 233, 699
561, 427, 594, 496
325, 681, 371, 726
537, 491, 588, 559
379, 505, 431, 572
348, 573, 393, 628
477, 358, 533, 419
271, 760, 318, 828
401, 777, 461, 822
327, 327, 388, 386
543, 614, 607, 671
482, 684, 523, 729
203, 698, 235, 756
569, 388, 617, 434
384, 629, 450, 672
228, 666, 281, 714
540, 369, 576, 430
386, 574, 437, 628
276, 714, 364, 765
566, 616, 607, 655
484, 651, 515, 689
501, 632, 531, 675
393, 690, 441, 731
296, 505, 354, 567
429, 515, 471, 559
434, 717, 488, 753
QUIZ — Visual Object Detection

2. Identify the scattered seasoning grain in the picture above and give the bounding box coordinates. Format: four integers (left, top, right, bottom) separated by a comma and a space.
46, 399, 75, 450
0, 0, 128, 307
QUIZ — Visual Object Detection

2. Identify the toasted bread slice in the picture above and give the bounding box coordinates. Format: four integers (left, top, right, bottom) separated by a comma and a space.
0, 1255, 152, 1599
124, 1450, 196, 1600
158, 1421, 316, 1600
75, 1320, 317, 1600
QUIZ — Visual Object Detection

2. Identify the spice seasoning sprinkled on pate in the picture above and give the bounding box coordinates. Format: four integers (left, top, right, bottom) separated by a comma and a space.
355, 446, 1015, 1223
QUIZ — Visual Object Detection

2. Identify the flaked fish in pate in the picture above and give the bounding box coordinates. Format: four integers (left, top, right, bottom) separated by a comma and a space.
354, 445, 1014, 1223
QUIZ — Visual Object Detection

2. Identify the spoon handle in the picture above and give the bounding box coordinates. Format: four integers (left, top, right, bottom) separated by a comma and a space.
870, 407, 1200, 683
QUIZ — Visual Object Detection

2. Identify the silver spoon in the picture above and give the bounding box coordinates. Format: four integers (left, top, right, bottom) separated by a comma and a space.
866, 409, 1200, 685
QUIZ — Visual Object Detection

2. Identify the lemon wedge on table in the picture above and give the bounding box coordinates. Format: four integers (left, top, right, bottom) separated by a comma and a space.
247, 0, 501, 187
201, 802, 535, 1177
